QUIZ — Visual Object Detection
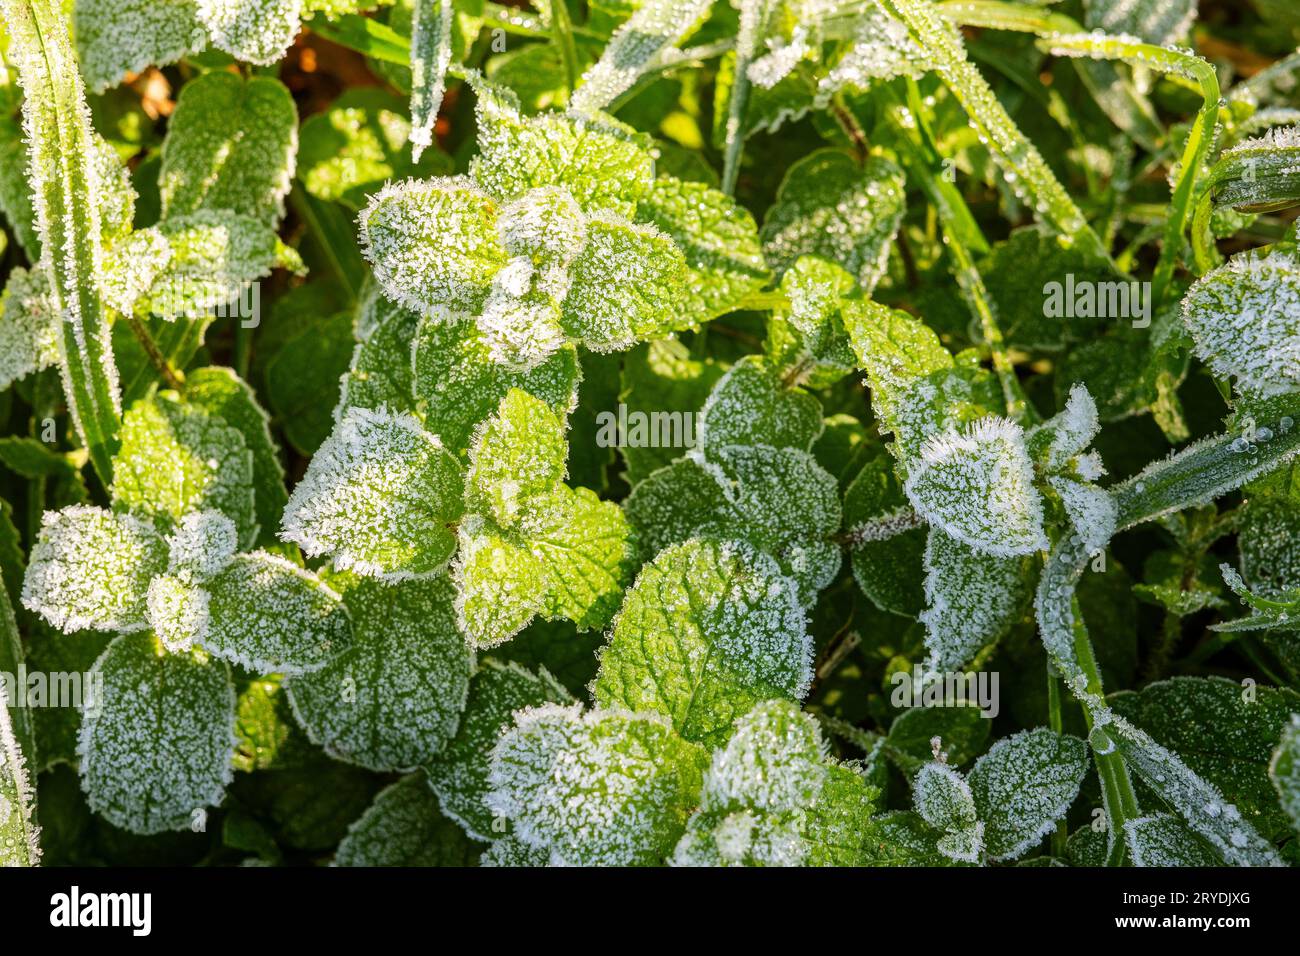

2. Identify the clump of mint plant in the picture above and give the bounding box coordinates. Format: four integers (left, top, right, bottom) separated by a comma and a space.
1, 0, 1300, 870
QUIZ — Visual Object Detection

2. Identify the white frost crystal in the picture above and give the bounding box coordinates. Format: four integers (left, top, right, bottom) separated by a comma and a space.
905, 416, 1048, 557
147, 573, 211, 652
913, 761, 984, 863
22, 506, 167, 633
166, 510, 239, 581
1045, 383, 1102, 471
196, 0, 302, 66
486, 703, 706, 866
1181, 249, 1300, 398
0, 265, 60, 391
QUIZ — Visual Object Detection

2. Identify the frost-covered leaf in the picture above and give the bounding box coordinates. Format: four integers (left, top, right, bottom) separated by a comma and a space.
1270, 715, 1300, 835
697, 355, 822, 453
967, 728, 1089, 861
767, 255, 858, 378
626, 445, 841, 605
79, 633, 237, 834
1110, 675, 1300, 842
281, 407, 465, 579
844, 452, 926, 617
299, 89, 452, 210
103, 210, 303, 320
0, 586, 39, 866
0, 265, 59, 391
0, 116, 40, 260
1084, 0, 1197, 46
160, 72, 298, 228
859, 810, 954, 866
412, 314, 582, 455
1181, 247, 1300, 399
199, 552, 350, 675
1037, 383, 1104, 472
425, 659, 573, 841
360, 177, 506, 315
594, 538, 812, 747
560, 214, 688, 351
1049, 476, 1117, 557
470, 84, 656, 216
22, 506, 167, 633
146, 573, 210, 653
165, 509, 239, 579
185, 367, 288, 549
571, 0, 712, 112
465, 389, 567, 529
913, 761, 983, 863
335, 774, 482, 866
453, 521, 550, 648
336, 284, 422, 419
904, 417, 1048, 558
196, 0, 303, 66
636, 174, 769, 322
112, 392, 257, 546
73, 0, 205, 94
287, 574, 473, 771
480, 832, 551, 867
673, 700, 877, 866
760, 151, 905, 291
409, 0, 453, 161
1124, 813, 1221, 866
485, 703, 707, 866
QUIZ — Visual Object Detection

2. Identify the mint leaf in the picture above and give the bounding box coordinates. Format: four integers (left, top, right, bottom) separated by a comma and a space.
196, 0, 302, 66
425, 659, 574, 841
1123, 813, 1221, 866
697, 355, 823, 453
913, 762, 983, 863
485, 703, 707, 866
967, 728, 1089, 861
281, 407, 465, 579
286, 574, 473, 771
22, 506, 167, 633
465, 389, 568, 529
0, 265, 59, 391
1270, 715, 1300, 835
844, 452, 926, 616
335, 774, 482, 866
73, 0, 205, 94
594, 538, 812, 746
160, 71, 298, 227
79, 633, 237, 834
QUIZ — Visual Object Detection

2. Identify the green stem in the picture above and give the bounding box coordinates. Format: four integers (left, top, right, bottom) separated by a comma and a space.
127, 314, 185, 392
1046, 664, 1068, 858
549, 0, 581, 94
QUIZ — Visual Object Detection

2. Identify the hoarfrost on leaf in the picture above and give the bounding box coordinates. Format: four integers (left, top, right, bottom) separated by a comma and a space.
904, 416, 1048, 558
280, 406, 465, 579
913, 761, 984, 863
0, 265, 59, 391
1270, 715, 1300, 835
1123, 813, 1221, 866
485, 703, 707, 866
165, 509, 239, 581
22, 505, 167, 634
696, 355, 823, 453
334, 774, 481, 866
73, 0, 206, 94
408, 0, 454, 162
196, 0, 303, 67
78, 632, 237, 835
1049, 476, 1118, 556
593, 538, 813, 747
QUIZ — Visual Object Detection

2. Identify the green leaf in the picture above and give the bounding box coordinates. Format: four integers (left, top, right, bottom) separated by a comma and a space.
281, 407, 465, 579
560, 214, 688, 350
0, 266, 60, 391
913, 761, 983, 862
844, 452, 926, 616
78, 633, 237, 834
425, 658, 573, 841
760, 151, 905, 292
904, 416, 1048, 558
673, 700, 878, 867
412, 313, 581, 456
409, 0, 454, 160
23, 623, 113, 771
593, 538, 812, 747
1123, 813, 1222, 866
22, 506, 167, 633
1270, 715, 1300, 835
452, 522, 550, 648
286, 574, 473, 771
967, 728, 1089, 861
886, 704, 992, 772
265, 309, 354, 456
160, 72, 299, 227
198, 552, 351, 675
196, 0, 303, 65
465, 389, 568, 529
360, 177, 507, 314
697, 355, 823, 453
0, 581, 39, 865
298, 88, 452, 209
337, 283, 423, 419
480, 833, 549, 866
73, 0, 205, 94
617, 339, 725, 484
859, 810, 955, 866
1181, 246, 1300, 400
0, 116, 40, 259
335, 774, 483, 866
1110, 675, 1300, 842
184, 367, 288, 550
469, 83, 656, 216
485, 703, 707, 865
111, 392, 257, 546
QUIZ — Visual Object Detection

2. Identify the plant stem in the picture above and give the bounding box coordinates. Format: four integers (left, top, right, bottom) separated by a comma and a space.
127, 314, 185, 392
1046, 663, 1068, 858
549, 0, 581, 93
